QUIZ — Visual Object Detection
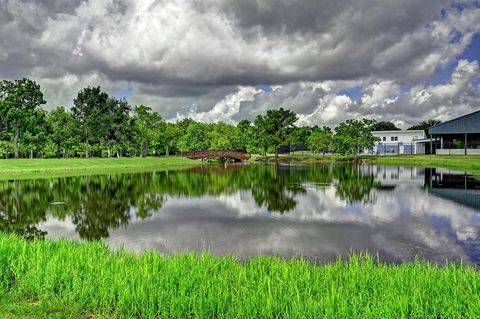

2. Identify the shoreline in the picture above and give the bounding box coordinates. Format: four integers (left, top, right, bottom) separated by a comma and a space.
0, 157, 201, 180
250, 154, 480, 176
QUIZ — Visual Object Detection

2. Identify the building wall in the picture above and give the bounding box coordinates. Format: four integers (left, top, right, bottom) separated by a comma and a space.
372, 130, 425, 143
371, 130, 426, 155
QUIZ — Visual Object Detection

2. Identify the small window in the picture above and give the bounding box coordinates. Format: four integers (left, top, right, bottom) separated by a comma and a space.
391, 136, 398, 141
383, 137, 386, 141
391, 136, 395, 141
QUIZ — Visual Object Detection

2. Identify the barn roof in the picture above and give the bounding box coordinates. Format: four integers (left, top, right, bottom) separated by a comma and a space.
429, 110, 480, 135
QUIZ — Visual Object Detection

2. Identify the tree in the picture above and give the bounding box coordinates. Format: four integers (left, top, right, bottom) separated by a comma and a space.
133, 105, 164, 157
163, 123, 182, 156
371, 121, 400, 131
307, 127, 333, 155
288, 126, 312, 154
22, 109, 48, 158
71, 86, 109, 157
177, 122, 211, 151
333, 119, 379, 157
106, 98, 132, 158
252, 115, 272, 156
0, 141, 13, 159
47, 107, 81, 158
408, 119, 442, 136
262, 108, 298, 160
0, 79, 46, 158
235, 119, 253, 152
208, 122, 236, 150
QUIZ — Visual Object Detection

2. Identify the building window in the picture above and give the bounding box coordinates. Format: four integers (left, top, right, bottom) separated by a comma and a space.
383, 137, 386, 141
391, 136, 398, 141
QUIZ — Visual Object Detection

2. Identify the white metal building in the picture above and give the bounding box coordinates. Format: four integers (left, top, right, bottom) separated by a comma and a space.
370, 130, 426, 155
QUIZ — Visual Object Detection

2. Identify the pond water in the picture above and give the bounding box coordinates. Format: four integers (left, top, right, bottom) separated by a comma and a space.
1, 163, 480, 265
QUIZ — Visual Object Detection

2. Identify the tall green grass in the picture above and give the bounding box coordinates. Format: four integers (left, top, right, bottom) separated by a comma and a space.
0, 233, 479, 318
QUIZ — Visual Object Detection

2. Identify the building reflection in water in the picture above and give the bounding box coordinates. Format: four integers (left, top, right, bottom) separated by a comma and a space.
426, 168, 480, 211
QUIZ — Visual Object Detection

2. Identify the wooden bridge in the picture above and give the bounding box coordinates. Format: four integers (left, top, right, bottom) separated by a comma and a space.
179, 150, 251, 162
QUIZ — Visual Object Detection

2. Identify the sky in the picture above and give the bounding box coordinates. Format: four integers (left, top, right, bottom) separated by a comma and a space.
0, 0, 479, 128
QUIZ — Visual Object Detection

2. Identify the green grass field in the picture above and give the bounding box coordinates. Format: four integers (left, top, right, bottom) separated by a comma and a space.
0, 234, 479, 318
0, 157, 200, 180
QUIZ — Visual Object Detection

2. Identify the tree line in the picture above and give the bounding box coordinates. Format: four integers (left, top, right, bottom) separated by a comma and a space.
0, 78, 440, 159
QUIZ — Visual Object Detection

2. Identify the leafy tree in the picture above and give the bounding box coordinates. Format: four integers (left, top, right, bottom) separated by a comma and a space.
0, 141, 13, 159
333, 119, 379, 157
177, 118, 194, 131
22, 109, 48, 158
163, 123, 182, 156
132, 105, 164, 157
235, 119, 253, 152
106, 98, 132, 158
208, 122, 236, 150
71, 86, 110, 157
408, 119, 442, 136
47, 107, 81, 158
0, 79, 46, 158
263, 108, 298, 160
307, 127, 333, 155
371, 121, 400, 131
288, 126, 312, 154
178, 122, 211, 151
252, 115, 271, 156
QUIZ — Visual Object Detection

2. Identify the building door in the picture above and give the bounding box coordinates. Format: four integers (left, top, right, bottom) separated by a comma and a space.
399, 143, 404, 154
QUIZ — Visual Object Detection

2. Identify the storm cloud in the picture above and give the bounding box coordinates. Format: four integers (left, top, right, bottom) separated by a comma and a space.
0, 0, 479, 126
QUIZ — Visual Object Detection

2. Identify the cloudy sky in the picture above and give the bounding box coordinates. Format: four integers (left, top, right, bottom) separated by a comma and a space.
1, 0, 479, 127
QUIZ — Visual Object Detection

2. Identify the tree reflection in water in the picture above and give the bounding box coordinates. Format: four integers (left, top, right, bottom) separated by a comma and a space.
0, 164, 381, 240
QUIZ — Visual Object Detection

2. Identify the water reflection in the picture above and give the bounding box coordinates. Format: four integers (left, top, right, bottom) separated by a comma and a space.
1, 164, 479, 265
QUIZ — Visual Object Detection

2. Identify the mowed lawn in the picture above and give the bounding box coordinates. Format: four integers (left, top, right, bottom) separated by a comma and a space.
0, 157, 199, 176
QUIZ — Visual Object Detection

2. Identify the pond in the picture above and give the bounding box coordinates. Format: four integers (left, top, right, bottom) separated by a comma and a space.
1, 163, 480, 265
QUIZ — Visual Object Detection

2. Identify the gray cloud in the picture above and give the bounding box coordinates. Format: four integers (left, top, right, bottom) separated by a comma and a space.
0, 0, 479, 124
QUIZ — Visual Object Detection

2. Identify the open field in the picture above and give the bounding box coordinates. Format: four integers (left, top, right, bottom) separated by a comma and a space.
0, 233, 479, 318
0, 157, 200, 179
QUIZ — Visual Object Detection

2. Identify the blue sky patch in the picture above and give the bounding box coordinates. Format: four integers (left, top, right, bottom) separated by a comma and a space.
427, 32, 480, 86
338, 86, 363, 101
257, 85, 273, 93
115, 83, 133, 101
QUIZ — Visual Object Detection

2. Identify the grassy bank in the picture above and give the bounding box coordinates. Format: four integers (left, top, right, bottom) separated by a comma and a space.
251, 154, 480, 176
364, 155, 480, 176
0, 234, 479, 318
250, 154, 354, 163
0, 157, 199, 179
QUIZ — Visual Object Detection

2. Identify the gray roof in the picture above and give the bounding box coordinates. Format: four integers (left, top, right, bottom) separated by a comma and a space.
429, 110, 480, 135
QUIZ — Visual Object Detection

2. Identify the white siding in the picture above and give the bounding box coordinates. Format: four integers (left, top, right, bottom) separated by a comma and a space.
370, 130, 426, 155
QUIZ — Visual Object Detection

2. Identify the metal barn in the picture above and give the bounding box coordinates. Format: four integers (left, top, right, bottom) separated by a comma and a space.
429, 110, 480, 155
